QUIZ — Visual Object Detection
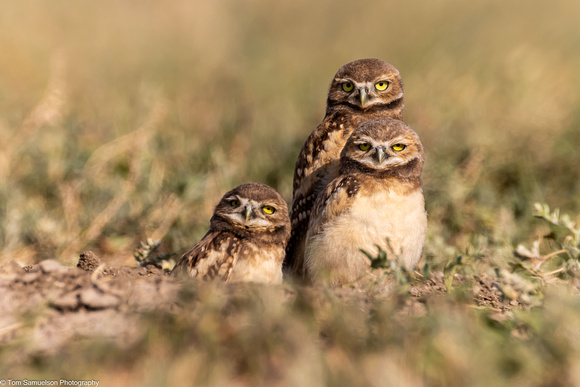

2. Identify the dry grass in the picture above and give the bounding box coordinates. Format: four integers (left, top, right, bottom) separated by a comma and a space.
0, 0, 580, 385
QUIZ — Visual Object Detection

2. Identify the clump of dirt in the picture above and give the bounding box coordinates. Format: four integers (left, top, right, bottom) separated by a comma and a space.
0, 252, 179, 354
0, 253, 513, 357
408, 272, 508, 310
473, 275, 505, 309
77, 250, 101, 272
409, 272, 448, 298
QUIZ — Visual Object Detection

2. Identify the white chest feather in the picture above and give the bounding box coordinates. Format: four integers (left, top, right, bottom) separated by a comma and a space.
228, 243, 284, 284
305, 188, 427, 286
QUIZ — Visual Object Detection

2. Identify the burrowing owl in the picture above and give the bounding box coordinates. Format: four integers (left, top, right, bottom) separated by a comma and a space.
171, 183, 290, 284
285, 58, 405, 277
304, 118, 426, 286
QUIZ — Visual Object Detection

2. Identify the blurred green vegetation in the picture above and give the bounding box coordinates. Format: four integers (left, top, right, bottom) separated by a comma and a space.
1, 0, 580, 385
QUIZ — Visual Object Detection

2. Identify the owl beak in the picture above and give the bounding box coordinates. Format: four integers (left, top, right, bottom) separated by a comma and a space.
244, 205, 253, 223
359, 87, 368, 108
376, 147, 386, 164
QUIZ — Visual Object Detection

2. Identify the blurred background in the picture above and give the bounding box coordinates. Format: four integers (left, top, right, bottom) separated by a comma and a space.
2, 2, 580, 386
0, 0, 579, 267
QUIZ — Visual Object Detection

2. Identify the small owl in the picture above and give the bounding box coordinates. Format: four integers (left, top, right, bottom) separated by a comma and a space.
285, 58, 405, 277
171, 183, 290, 284
304, 118, 427, 286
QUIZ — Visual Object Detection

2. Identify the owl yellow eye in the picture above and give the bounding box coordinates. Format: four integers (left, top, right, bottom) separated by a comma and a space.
358, 143, 371, 151
262, 206, 275, 215
342, 82, 354, 92
392, 144, 406, 152
230, 199, 240, 207
375, 81, 389, 91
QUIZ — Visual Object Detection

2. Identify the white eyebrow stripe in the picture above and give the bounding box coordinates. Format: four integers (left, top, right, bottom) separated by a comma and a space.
353, 137, 409, 147
335, 78, 394, 84
353, 137, 375, 144
388, 138, 409, 146
225, 198, 275, 209
335, 79, 372, 88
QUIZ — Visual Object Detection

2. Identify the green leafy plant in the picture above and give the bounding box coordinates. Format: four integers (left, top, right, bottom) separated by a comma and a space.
444, 255, 465, 292
513, 203, 580, 282
493, 267, 543, 308
443, 247, 482, 292
534, 202, 580, 256
361, 243, 412, 292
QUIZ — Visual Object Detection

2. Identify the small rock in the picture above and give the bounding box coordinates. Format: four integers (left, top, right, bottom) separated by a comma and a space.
80, 287, 120, 309
144, 264, 164, 276
39, 260, 68, 274
23, 265, 38, 273
77, 251, 102, 272
20, 272, 41, 284
52, 291, 80, 311
0, 274, 18, 283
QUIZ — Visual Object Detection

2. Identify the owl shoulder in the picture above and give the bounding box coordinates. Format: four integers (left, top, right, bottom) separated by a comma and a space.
293, 112, 353, 191
307, 174, 361, 237
171, 230, 240, 281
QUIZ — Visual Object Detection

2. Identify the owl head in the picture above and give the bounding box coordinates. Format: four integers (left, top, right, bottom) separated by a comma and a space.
340, 118, 424, 180
211, 183, 290, 240
326, 58, 404, 115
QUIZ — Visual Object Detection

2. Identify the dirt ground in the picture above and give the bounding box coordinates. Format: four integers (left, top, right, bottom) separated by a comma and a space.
0, 252, 508, 356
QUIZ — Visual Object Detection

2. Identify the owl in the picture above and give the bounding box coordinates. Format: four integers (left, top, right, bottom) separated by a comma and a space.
285, 58, 405, 277
171, 183, 290, 284
304, 118, 426, 286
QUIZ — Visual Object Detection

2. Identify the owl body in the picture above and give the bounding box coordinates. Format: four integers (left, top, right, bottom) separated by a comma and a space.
303, 118, 426, 286
305, 177, 426, 286
286, 59, 405, 277
171, 183, 290, 284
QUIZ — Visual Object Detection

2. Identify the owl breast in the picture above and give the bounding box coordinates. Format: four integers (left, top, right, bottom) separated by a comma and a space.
305, 185, 427, 286
228, 242, 284, 284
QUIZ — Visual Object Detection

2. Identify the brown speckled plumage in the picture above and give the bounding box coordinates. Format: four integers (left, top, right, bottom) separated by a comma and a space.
171, 183, 290, 284
304, 118, 427, 286
285, 59, 405, 278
